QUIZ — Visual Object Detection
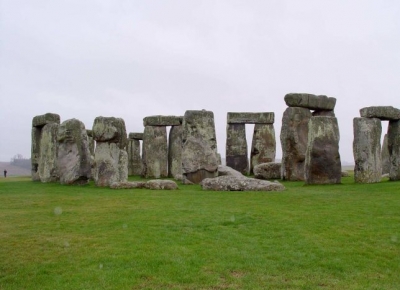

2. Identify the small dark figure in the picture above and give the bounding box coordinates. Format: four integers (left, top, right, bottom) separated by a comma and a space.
4, 170, 7, 178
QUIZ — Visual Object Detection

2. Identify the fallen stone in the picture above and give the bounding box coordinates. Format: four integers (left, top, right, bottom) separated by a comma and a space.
254, 162, 281, 180
200, 175, 285, 191
145, 180, 178, 190
227, 112, 274, 124
217, 165, 244, 177
360, 106, 400, 121
284, 93, 336, 110
341, 171, 350, 177
110, 181, 146, 189
143, 115, 183, 126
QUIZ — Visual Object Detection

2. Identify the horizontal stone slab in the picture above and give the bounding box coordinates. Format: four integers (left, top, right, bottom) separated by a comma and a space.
128, 132, 144, 140
227, 112, 274, 124
284, 93, 336, 110
32, 113, 60, 127
360, 106, 400, 121
143, 115, 183, 126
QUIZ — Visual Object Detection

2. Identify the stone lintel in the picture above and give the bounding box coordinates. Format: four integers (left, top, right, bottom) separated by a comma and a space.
143, 115, 183, 126
284, 93, 336, 110
227, 112, 274, 124
32, 113, 60, 127
360, 106, 400, 121
129, 132, 144, 140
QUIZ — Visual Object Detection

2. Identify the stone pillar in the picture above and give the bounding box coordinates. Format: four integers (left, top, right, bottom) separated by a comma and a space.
168, 125, 183, 179
353, 117, 382, 183
305, 116, 341, 184
388, 120, 400, 181
226, 123, 248, 174
280, 107, 312, 181
142, 126, 168, 178
381, 134, 390, 175
250, 124, 276, 174
127, 133, 143, 176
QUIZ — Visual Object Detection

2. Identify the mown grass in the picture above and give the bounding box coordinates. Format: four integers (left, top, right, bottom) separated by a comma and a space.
0, 175, 399, 289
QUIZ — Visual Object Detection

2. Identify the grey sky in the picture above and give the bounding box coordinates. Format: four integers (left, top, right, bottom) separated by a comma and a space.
1, 0, 399, 163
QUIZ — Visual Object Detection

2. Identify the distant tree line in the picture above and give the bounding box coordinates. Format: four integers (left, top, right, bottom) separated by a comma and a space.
10, 154, 31, 170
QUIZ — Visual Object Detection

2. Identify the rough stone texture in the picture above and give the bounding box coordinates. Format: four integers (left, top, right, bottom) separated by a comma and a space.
110, 181, 146, 189
146, 180, 178, 190
360, 106, 400, 121
341, 171, 350, 177
32, 113, 60, 127
38, 123, 59, 182
92, 117, 128, 149
284, 93, 336, 110
86, 130, 95, 157
182, 110, 219, 184
226, 123, 248, 174
127, 138, 142, 176
280, 107, 312, 181
352, 118, 382, 183
227, 112, 274, 124
57, 119, 92, 185
250, 124, 276, 174
129, 132, 144, 140
305, 116, 341, 184
143, 115, 183, 126
312, 110, 335, 117
200, 175, 285, 191
254, 162, 281, 180
142, 126, 168, 178
388, 120, 400, 180
217, 165, 244, 177
381, 134, 390, 175
168, 125, 183, 178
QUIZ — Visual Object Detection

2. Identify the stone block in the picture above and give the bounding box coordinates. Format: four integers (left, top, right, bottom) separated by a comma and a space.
227, 112, 274, 124
360, 106, 400, 121
143, 115, 183, 126
284, 93, 336, 110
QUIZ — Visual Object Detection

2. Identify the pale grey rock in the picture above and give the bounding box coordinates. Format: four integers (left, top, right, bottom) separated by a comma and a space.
280, 107, 312, 181
142, 126, 168, 178
57, 119, 91, 185
38, 123, 59, 182
353, 118, 382, 183
92, 116, 128, 149
110, 181, 146, 189
388, 120, 400, 180
86, 130, 95, 157
127, 138, 142, 176
227, 112, 274, 124
360, 106, 400, 121
254, 162, 281, 180
226, 123, 248, 174
128, 132, 144, 140
285, 93, 336, 110
305, 116, 341, 184
145, 180, 178, 190
32, 113, 60, 127
168, 125, 183, 178
341, 171, 350, 177
250, 124, 276, 174
381, 134, 390, 175
200, 175, 285, 191
217, 165, 244, 177
143, 115, 183, 126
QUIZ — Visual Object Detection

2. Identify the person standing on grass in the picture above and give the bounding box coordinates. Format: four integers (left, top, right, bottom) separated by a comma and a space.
4, 169, 7, 178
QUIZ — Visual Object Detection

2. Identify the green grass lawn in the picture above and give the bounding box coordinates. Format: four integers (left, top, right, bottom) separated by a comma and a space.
0, 176, 399, 289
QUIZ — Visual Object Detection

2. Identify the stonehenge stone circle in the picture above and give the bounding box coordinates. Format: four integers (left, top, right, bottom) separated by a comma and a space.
253, 162, 281, 180
353, 118, 382, 183
200, 175, 285, 191
360, 106, 400, 121
388, 120, 400, 180
142, 126, 168, 178
284, 93, 336, 110
305, 116, 341, 184
250, 124, 276, 174
168, 125, 183, 179
127, 134, 143, 176
227, 112, 274, 124
226, 123, 248, 174
57, 119, 92, 185
381, 134, 390, 175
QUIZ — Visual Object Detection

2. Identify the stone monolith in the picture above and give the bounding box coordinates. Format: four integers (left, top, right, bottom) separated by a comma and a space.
226, 123, 248, 174
38, 123, 60, 182
382, 134, 390, 175
142, 126, 168, 178
250, 124, 276, 174
388, 120, 400, 180
127, 138, 142, 176
168, 125, 183, 179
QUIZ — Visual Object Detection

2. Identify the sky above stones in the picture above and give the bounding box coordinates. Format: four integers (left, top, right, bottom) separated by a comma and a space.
1, 0, 399, 163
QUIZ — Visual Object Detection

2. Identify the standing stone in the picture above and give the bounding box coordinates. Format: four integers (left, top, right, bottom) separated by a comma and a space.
57, 119, 92, 185
305, 116, 341, 184
38, 123, 60, 182
382, 134, 390, 175
86, 130, 95, 157
168, 125, 183, 179
226, 123, 248, 174
182, 110, 219, 184
142, 126, 168, 178
353, 118, 382, 183
388, 120, 400, 181
127, 138, 142, 176
280, 107, 312, 181
250, 124, 276, 174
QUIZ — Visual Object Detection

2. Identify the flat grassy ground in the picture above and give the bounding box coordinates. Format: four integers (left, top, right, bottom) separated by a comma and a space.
0, 176, 399, 290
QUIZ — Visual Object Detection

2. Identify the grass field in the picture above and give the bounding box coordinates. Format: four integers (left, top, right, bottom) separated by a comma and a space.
0, 175, 399, 289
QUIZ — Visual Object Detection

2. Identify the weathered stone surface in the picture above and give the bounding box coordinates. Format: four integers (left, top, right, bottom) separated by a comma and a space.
360, 106, 400, 121
280, 107, 312, 181
284, 93, 336, 110
227, 112, 274, 124
93, 142, 128, 187
86, 130, 95, 157
146, 180, 178, 190
182, 110, 219, 184
142, 126, 168, 178
143, 115, 183, 126
129, 133, 144, 140
250, 124, 276, 174
168, 125, 183, 178
200, 175, 285, 191
388, 120, 400, 180
341, 171, 350, 177
353, 118, 382, 183
38, 123, 59, 182
127, 139, 142, 176
253, 162, 281, 180
305, 116, 341, 184
110, 181, 146, 189
312, 110, 335, 117
32, 113, 60, 127
57, 119, 92, 185
226, 123, 248, 174
382, 134, 390, 175
92, 117, 128, 149
217, 165, 244, 177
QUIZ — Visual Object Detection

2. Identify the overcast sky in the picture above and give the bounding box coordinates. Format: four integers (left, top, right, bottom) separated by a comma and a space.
1, 0, 399, 163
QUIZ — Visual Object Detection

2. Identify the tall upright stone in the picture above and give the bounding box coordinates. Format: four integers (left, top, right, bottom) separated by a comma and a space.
168, 125, 183, 179
127, 133, 143, 176
57, 119, 92, 185
382, 134, 390, 175
280, 107, 312, 181
305, 116, 341, 184
388, 120, 400, 181
250, 124, 276, 174
142, 126, 168, 178
182, 110, 219, 184
353, 118, 382, 183
226, 123, 248, 174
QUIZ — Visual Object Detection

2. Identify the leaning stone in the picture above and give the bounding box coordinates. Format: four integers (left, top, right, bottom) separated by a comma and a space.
142, 126, 168, 178
381, 134, 390, 175
254, 162, 281, 180
226, 123, 248, 174
305, 116, 341, 184
250, 124, 276, 174
217, 165, 244, 177
284, 93, 336, 110
227, 112, 274, 124
388, 120, 400, 180
32, 113, 60, 127
57, 119, 92, 185
128, 132, 144, 140
145, 180, 178, 190
168, 125, 183, 179
38, 123, 59, 182
280, 107, 312, 181
92, 116, 128, 149
353, 118, 382, 183
360, 106, 400, 121
200, 176, 285, 191
143, 115, 183, 126
110, 181, 146, 189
